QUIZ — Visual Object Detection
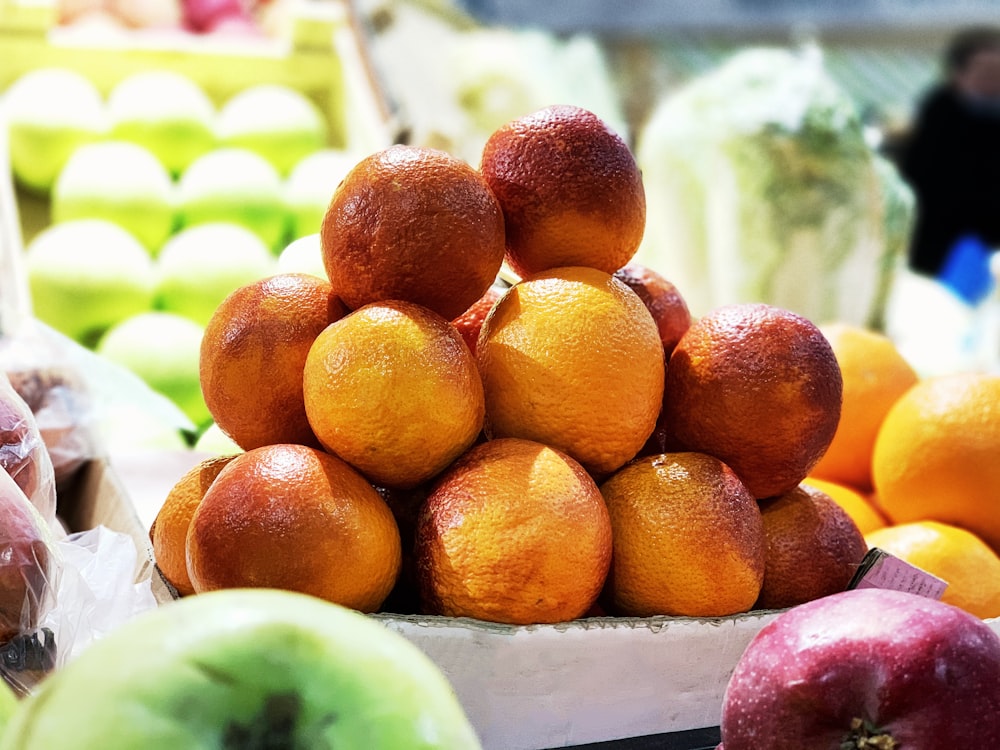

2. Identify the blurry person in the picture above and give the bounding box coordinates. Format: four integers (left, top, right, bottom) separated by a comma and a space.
899, 26, 1000, 284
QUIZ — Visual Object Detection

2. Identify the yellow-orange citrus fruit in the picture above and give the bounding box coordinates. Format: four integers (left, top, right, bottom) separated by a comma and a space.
755, 484, 868, 611
414, 438, 612, 625
303, 300, 484, 489
199, 273, 347, 450
866, 521, 1000, 619
451, 284, 503, 356
873, 372, 1000, 550
802, 476, 888, 534
613, 261, 692, 360
150, 454, 237, 596
480, 104, 646, 278
810, 323, 919, 491
320, 144, 505, 320
477, 266, 664, 477
661, 303, 843, 499
599, 451, 765, 617
186, 443, 401, 612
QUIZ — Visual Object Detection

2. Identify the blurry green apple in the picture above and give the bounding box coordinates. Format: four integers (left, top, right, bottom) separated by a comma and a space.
0, 588, 482, 749
176, 147, 289, 252
154, 222, 276, 325
96, 402, 191, 453
24, 219, 155, 346
284, 148, 358, 240
193, 421, 243, 455
0, 676, 17, 732
215, 84, 328, 176
276, 233, 326, 279
107, 69, 216, 176
96, 312, 210, 429
4, 67, 107, 195
51, 140, 176, 254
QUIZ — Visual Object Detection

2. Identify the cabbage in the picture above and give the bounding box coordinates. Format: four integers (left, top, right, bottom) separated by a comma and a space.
634, 45, 913, 328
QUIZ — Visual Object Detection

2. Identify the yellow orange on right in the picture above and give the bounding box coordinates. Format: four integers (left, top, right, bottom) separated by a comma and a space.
873, 372, 1000, 551
865, 521, 1000, 620
810, 323, 918, 491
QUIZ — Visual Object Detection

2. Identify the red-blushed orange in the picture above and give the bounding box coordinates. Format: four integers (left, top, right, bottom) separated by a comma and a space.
199, 273, 347, 450
320, 144, 505, 320
186, 443, 401, 613
661, 303, 843, 499
613, 261, 692, 359
480, 104, 646, 278
755, 483, 868, 611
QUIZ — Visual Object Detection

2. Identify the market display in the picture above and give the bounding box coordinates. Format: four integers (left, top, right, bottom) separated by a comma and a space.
4, 8, 1000, 747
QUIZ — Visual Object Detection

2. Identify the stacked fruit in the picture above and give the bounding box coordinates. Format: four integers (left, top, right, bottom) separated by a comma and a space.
152, 103, 1000, 630
4, 67, 355, 431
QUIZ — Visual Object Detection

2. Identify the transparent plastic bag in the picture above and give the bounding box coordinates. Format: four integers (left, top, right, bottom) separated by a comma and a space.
0, 372, 57, 526
0, 468, 60, 696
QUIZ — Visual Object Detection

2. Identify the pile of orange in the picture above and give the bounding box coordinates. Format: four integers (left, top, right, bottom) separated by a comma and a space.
150, 102, 1000, 626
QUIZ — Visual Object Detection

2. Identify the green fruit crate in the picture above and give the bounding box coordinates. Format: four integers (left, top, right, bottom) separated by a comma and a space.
0, 0, 396, 246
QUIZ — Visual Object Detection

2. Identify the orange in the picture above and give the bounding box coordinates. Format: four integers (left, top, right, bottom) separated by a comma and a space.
613, 262, 692, 360
802, 476, 888, 534
303, 300, 484, 489
414, 437, 612, 625
451, 284, 503, 356
810, 323, 919, 491
599, 451, 765, 617
873, 372, 1000, 550
476, 266, 664, 477
320, 144, 505, 320
480, 104, 646, 278
661, 303, 843, 499
865, 521, 1000, 619
755, 483, 868, 611
150, 454, 237, 596
199, 273, 347, 451
186, 443, 401, 613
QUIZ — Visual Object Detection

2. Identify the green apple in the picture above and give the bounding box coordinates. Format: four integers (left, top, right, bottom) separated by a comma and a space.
24, 219, 155, 346
215, 84, 328, 177
0, 675, 17, 732
276, 233, 326, 279
155, 222, 277, 325
176, 147, 289, 252
51, 140, 176, 254
284, 148, 358, 240
96, 402, 191, 453
107, 69, 216, 177
0, 588, 482, 749
3, 67, 107, 195
96, 312, 210, 429
193, 421, 243, 455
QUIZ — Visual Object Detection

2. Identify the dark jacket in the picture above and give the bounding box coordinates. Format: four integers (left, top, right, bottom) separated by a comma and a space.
899, 85, 1000, 276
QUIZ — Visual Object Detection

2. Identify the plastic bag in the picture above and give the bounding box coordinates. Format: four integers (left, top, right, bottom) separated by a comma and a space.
0, 318, 195, 494
0, 372, 57, 526
0, 468, 60, 696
